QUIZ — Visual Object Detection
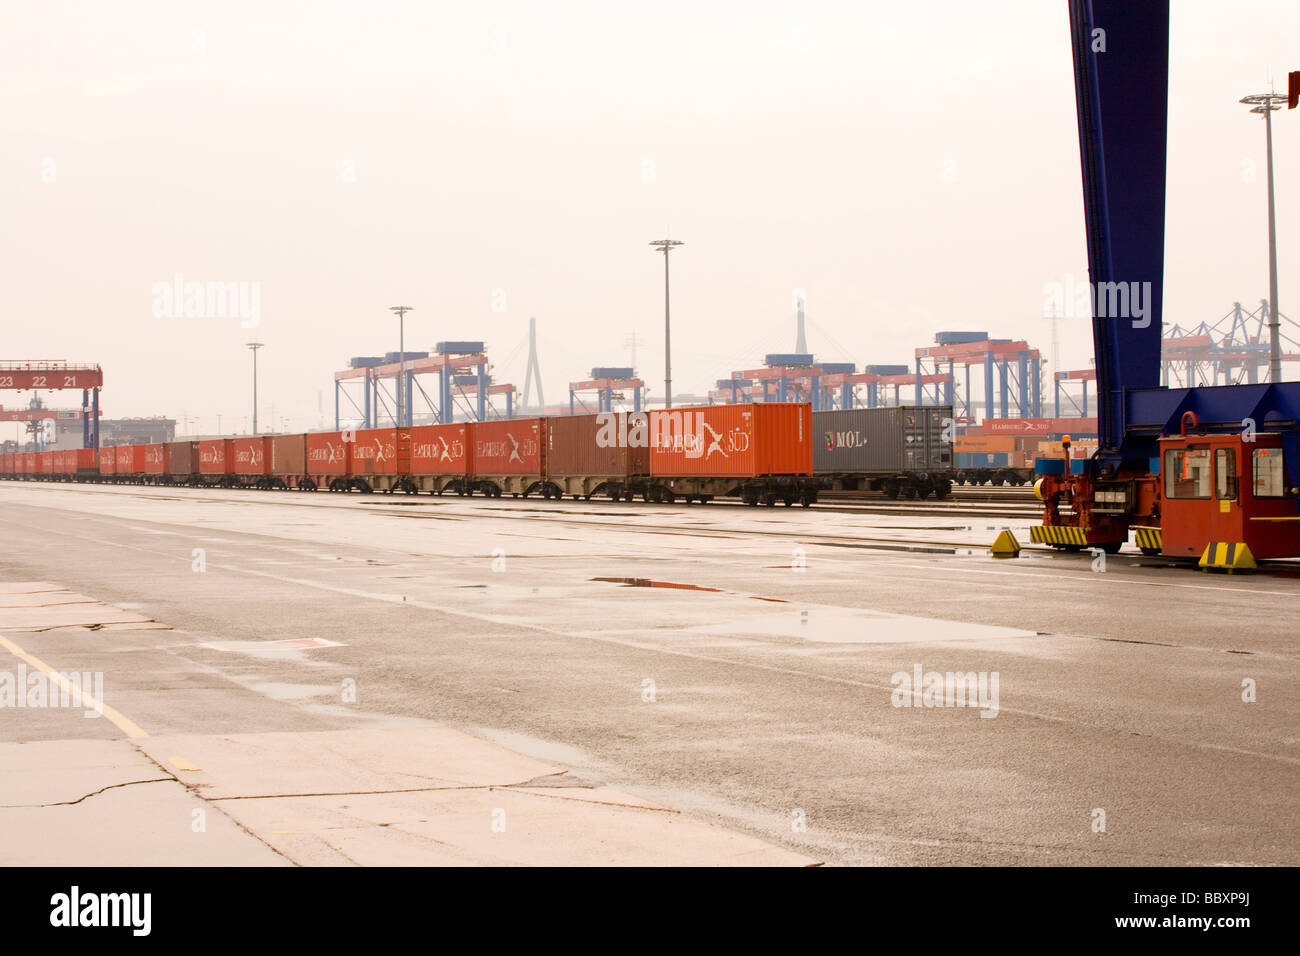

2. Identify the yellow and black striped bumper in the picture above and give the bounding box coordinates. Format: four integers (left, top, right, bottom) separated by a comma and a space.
1029, 524, 1088, 546
1132, 526, 1162, 552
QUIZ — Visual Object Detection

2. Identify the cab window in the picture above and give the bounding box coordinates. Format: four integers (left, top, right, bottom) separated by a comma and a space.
1215, 448, 1237, 500
1252, 448, 1286, 498
1164, 448, 1211, 499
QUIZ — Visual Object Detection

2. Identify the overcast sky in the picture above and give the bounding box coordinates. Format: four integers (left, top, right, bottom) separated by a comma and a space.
2, 0, 1297, 437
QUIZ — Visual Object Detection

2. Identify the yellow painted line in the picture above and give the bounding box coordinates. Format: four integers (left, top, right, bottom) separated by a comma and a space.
1249, 516, 1300, 522
0, 632, 149, 739
169, 756, 203, 772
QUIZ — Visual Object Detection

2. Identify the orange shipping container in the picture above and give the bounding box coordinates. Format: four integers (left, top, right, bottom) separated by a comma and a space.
350, 428, 409, 476
142, 444, 169, 474
470, 419, 546, 476
649, 403, 812, 477
116, 445, 145, 474
409, 424, 469, 476
198, 439, 229, 475
229, 437, 270, 475
954, 435, 1017, 454
306, 432, 350, 476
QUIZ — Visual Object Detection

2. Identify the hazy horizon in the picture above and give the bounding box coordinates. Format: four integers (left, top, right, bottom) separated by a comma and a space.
3, 0, 1296, 440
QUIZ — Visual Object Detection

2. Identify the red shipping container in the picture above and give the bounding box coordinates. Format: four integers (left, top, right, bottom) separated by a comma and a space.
349, 428, 409, 476
270, 434, 307, 476
649, 404, 812, 477
198, 439, 229, 475
142, 443, 169, 475
38, 451, 54, 474
165, 441, 199, 475
99, 448, 116, 475
0, 453, 10, 474
306, 432, 350, 476
75, 449, 97, 473
546, 412, 649, 477
470, 419, 546, 476
229, 437, 270, 475
409, 424, 469, 476
115, 445, 145, 474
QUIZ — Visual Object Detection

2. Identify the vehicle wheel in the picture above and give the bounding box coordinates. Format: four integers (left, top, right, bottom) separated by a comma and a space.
885, 480, 901, 499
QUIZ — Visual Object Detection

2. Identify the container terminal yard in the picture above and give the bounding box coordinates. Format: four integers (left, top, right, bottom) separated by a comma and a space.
2, 1, 1298, 933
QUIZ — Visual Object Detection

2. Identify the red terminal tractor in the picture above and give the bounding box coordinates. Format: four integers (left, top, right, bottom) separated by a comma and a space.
1031, 0, 1300, 571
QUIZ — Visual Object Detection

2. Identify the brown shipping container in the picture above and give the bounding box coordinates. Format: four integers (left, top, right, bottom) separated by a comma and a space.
165, 441, 199, 475
409, 424, 469, 476
649, 403, 812, 477
350, 428, 409, 476
954, 435, 1016, 454
270, 434, 307, 476
198, 439, 229, 475
546, 412, 649, 477
470, 419, 545, 476
306, 432, 350, 476
142, 443, 169, 474
229, 437, 270, 475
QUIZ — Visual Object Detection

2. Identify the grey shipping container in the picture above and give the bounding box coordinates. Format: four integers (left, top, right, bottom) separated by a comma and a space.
812, 406, 953, 474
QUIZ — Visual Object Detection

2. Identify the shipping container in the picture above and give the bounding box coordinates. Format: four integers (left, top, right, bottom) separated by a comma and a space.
116, 444, 145, 475
813, 406, 952, 474
546, 412, 650, 478
198, 439, 229, 476
38, 451, 55, 475
954, 435, 1017, 455
142, 443, 169, 475
958, 452, 1011, 469
470, 418, 546, 476
306, 432, 350, 476
651, 404, 811, 477
74, 449, 97, 474
166, 441, 200, 476
229, 437, 270, 476
269, 434, 307, 477
409, 424, 469, 476
99, 448, 117, 475
350, 428, 409, 476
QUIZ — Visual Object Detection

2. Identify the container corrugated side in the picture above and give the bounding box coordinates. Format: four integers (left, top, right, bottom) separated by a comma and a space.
229, 437, 270, 475
165, 441, 199, 475
74, 449, 98, 472
198, 440, 229, 475
409, 424, 469, 476
269, 435, 307, 476
650, 404, 811, 477
350, 428, 409, 476
470, 419, 545, 476
546, 412, 648, 477
142, 444, 169, 474
306, 432, 350, 476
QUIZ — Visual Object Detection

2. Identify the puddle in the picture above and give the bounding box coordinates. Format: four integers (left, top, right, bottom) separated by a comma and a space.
591, 577, 722, 592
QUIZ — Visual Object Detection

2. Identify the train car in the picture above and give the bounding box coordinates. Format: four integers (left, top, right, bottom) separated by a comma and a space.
198, 439, 230, 486
408, 423, 469, 494
269, 434, 309, 489
306, 431, 351, 491
229, 436, 271, 487
814, 405, 953, 499
545, 412, 649, 501
649, 403, 816, 506
468, 418, 546, 497
348, 428, 411, 493
163, 441, 199, 485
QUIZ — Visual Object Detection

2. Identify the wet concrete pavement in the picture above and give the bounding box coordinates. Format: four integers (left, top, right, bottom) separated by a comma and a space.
1, 481, 1296, 865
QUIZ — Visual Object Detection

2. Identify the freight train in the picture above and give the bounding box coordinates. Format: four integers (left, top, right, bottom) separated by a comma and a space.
1, 404, 959, 504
